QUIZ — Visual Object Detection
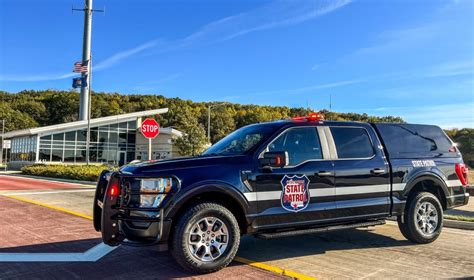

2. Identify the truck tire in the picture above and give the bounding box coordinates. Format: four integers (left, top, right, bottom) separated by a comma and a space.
170, 202, 240, 274
398, 192, 443, 244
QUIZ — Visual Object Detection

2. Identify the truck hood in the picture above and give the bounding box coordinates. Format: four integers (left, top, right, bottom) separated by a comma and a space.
119, 155, 249, 176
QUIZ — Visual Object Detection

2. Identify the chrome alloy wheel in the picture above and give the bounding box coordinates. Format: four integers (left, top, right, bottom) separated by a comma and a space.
415, 201, 439, 235
188, 217, 229, 262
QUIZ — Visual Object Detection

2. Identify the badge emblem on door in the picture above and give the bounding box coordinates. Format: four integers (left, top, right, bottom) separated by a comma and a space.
280, 175, 310, 212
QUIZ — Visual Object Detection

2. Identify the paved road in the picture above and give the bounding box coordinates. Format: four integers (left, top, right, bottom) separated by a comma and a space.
1, 175, 473, 279
0, 196, 285, 280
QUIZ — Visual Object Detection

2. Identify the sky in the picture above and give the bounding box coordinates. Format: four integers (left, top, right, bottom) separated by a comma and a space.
0, 0, 473, 128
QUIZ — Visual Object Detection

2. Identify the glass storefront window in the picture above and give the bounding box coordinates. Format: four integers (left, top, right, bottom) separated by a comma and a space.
64, 150, 75, 162
39, 149, 51, 161
31, 121, 136, 165
51, 149, 63, 161
99, 131, 108, 143
109, 132, 118, 143
65, 131, 76, 141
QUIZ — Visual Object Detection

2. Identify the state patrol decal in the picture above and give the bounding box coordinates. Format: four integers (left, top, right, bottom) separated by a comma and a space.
280, 175, 310, 212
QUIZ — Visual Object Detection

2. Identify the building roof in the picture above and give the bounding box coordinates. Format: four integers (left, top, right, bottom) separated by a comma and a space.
1, 108, 181, 138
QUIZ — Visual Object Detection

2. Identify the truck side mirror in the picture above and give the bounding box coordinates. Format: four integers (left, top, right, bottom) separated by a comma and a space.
260, 151, 288, 168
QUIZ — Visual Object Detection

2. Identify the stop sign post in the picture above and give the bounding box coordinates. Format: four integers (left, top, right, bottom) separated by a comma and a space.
141, 118, 160, 160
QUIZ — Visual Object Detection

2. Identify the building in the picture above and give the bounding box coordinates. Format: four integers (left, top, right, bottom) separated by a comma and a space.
1, 108, 183, 169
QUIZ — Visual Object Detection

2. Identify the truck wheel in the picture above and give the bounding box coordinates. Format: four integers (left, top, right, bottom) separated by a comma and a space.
170, 202, 240, 274
398, 192, 443, 244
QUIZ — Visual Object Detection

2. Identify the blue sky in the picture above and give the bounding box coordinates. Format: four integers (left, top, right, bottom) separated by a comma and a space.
0, 0, 473, 128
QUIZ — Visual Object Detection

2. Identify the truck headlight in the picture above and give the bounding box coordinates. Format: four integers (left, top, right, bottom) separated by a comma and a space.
139, 178, 173, 207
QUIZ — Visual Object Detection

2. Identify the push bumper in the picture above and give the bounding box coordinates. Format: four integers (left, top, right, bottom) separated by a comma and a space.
93, 171, 178, 247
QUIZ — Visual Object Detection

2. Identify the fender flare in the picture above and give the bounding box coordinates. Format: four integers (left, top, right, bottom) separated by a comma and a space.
165, 181, 250, 220
402, 172, 449, 202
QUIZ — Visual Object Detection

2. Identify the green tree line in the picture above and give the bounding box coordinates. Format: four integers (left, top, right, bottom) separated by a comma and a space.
0, 89, 471, 166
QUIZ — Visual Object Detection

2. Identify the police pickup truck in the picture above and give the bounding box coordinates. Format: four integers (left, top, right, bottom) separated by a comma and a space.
93, 113, 469, 273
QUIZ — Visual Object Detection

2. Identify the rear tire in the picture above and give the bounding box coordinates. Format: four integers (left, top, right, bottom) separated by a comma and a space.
398, 192, 443, 244
170, 202, 240, 274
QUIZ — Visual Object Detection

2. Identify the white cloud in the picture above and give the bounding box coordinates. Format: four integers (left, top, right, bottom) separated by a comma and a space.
0, 1, 351, 82
311, 63, 324, 71
353, 24, 438, 56
422, 60, 474, 78
0, 72, 75, 82
94, 40, 159, 70
100, 0, 351, 68
368, 103, 474, 128
249, 79, 362, 96
179, 0, 351, 45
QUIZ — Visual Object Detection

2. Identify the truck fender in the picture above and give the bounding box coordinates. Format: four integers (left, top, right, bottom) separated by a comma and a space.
402, 171, 449, 202
165, 181, 250, 220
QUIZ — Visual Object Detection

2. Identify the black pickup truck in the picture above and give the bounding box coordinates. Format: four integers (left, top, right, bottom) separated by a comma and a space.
93, 113, 469, 273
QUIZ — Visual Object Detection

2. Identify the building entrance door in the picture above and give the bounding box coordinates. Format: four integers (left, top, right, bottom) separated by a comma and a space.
118, 151, 126, 166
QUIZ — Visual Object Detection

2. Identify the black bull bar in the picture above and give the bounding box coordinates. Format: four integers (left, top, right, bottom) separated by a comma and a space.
93, 170, 180, 246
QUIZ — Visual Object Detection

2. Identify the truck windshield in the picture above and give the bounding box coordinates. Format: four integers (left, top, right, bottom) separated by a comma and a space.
202, 125, 275, 156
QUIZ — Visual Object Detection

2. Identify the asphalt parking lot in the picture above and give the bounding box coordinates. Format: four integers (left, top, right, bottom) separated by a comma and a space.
1, 175, 473, 279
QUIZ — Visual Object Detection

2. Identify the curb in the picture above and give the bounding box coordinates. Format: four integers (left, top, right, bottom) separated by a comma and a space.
2, 173, 96, 186
387, 217, 473, 231
443, 219, 474, 230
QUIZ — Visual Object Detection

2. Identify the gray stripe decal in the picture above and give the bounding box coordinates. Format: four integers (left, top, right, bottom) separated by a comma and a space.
244, 179, 464, 202
244, 183, 398, 202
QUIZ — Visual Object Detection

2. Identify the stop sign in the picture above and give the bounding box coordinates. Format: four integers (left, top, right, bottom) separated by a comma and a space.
141, 118, 160, 139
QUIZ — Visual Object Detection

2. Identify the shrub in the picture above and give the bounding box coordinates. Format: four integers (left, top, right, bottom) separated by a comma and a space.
21, 164, 111, 182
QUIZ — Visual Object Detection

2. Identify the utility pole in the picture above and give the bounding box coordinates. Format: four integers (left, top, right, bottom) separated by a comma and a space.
86, 55, 92, 164
78, 0, 93, 121
73, 1, 103, 164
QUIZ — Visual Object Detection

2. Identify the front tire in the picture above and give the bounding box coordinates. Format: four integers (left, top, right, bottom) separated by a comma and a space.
398, 192, 443, 244
170, 202, 240, 274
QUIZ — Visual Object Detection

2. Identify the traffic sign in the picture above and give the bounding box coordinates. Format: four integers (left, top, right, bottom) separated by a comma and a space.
141, 118, 160, 139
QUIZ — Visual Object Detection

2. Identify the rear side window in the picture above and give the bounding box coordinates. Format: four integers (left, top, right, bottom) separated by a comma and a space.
374, 124, 454, 158
330, 127, 374, 159
268, 127, 322, 166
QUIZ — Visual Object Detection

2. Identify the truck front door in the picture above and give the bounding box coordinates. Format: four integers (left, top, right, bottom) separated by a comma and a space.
248, 126, 336, 230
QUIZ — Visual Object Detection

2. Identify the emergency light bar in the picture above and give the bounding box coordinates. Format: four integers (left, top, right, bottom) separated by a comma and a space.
291, 112, 324, 122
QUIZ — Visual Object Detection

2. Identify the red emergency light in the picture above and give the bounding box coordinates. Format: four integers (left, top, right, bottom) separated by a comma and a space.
291, 112, 324, 122
108, 177, 120, 198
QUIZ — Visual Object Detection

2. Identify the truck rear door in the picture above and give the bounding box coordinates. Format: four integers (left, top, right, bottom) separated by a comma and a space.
328, 125, 391, 219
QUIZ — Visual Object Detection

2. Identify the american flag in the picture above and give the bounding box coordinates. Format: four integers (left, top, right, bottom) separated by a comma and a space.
73, 61, 88, 73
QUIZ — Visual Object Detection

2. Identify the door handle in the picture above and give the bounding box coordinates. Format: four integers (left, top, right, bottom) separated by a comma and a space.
371, 168, 386, 175
317, 171, 332, 176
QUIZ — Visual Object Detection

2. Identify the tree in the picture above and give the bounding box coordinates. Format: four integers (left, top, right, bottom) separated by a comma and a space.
210, 107, 236, 143
0, 103, 38, 132
173, 113, 208, 156
43, 91, 79, 124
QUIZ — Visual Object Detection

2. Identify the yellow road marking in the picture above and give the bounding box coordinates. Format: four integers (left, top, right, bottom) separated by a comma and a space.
5, 195, 316, 280
5, 195, 93, 221
234, 256, 316, 280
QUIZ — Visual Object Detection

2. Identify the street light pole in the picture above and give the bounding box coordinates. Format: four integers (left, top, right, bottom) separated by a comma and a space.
207, 102, 228, 143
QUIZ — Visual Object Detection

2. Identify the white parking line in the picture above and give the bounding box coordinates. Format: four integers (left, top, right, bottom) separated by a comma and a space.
0, 189, 95, 196
0, 243, 118, 262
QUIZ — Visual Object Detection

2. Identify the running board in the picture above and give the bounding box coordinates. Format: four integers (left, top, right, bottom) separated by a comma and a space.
256, 220, 386, 239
